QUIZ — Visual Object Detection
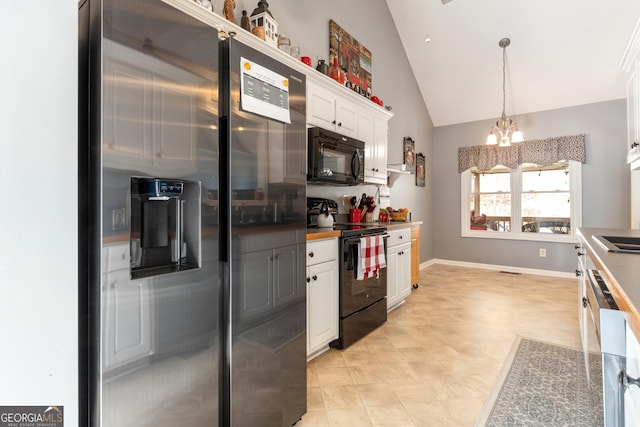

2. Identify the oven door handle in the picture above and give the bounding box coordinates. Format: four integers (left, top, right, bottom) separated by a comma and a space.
343, 234, 389, 245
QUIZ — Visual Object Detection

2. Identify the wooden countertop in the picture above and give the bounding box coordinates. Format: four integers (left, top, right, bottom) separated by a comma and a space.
577, 227, 640, 341
306, 229, 341, 241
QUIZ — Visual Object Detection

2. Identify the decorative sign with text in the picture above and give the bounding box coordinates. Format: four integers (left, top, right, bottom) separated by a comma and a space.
240, 57, 291, 124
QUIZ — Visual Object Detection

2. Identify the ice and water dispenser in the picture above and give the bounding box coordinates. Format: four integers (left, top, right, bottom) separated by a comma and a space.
130, 177, 201, 279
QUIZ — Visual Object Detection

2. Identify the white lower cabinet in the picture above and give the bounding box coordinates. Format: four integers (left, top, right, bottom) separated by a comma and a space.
386, 227, 412, 311
306, 238, 339, 359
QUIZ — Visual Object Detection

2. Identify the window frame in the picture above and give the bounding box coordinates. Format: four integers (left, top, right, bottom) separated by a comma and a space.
460, 161, 582, 243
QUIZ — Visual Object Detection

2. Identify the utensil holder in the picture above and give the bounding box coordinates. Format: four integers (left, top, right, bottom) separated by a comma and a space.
349, 209, 360, 223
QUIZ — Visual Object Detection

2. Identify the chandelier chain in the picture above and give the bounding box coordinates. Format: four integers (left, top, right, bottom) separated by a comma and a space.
502, 45, 506, 117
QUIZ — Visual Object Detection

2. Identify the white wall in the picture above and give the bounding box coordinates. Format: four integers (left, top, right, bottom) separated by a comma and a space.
0, 2, 78, 425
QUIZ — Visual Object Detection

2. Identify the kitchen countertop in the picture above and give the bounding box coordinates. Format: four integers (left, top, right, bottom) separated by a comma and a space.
577, 227, 640, 340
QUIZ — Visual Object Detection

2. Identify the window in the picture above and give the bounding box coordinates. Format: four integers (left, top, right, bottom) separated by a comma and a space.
461, 161, 581, 242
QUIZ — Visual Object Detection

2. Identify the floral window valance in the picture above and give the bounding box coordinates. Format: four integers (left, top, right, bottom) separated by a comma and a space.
457, 134, 586, 173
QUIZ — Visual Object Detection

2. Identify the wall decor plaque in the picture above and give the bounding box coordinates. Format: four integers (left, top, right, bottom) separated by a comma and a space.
416, 153, 425, 187
329, 19, 372, 98
403, 137, 415, 173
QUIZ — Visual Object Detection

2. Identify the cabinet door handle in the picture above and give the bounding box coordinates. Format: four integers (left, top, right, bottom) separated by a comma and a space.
632, 142, 639, 149
582, 297, 587, 308
308, 252, 314, 258
306, 277, 311, 283
338, 122, 342, 127
575, 269, 582, 277
576, 252, 584, 257
574, 245, 580, 250
620, 369, 640, 390
332, 120, 336, 125
312, 275, 318, 281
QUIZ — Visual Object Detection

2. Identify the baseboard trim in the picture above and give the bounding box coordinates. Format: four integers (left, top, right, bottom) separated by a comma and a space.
419, 258, 577, 280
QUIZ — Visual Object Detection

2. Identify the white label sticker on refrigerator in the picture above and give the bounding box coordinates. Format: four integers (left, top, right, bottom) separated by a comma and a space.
240, 57, 291, 124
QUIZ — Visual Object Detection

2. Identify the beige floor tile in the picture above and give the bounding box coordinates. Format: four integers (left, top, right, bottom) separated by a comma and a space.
314, 351, 347, 368
321, 385, 364, 409
308, 264, 580, 426
317, 367, 354, 386
355, 383, 401, 407
342, 350, 373, 366
366, 404, 416, 426
307, 386, 325, 410
325, 407, 373, 427
299, 409, 329, 426
404, 401, 459, 426
347, 364, 389, 385
442, 397, 487, 426
390, 381, 438, 405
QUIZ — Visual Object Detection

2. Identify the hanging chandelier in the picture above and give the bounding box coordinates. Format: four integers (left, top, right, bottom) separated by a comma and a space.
485, 38, 523, 147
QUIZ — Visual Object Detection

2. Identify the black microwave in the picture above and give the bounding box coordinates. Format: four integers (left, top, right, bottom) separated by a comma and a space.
307, 127, 365, 185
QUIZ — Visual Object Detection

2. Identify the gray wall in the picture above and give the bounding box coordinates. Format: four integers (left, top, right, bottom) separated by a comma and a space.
221, 0, 435, 262
434, 99, 629, 273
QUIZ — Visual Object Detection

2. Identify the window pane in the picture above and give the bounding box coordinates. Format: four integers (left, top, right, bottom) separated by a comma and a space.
521, 163, 571, 234
472, 166, 510, 193
469, 194, 511, 232
522, 164, 569, 192
522, 193, 570, 217
522, 193, 571, 234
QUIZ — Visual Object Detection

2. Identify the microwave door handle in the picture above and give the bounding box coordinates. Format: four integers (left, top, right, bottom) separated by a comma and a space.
351, 150, 361, 181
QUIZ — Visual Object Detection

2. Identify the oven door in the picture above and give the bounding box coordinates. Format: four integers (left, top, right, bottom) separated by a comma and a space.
340, 235, 387, 317
309, 137, 363, 185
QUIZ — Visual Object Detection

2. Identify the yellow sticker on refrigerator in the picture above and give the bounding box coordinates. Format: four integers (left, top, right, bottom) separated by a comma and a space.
240, 56, 291, 124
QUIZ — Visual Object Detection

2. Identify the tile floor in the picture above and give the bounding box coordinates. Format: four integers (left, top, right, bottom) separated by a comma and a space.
300, 263, 581, 426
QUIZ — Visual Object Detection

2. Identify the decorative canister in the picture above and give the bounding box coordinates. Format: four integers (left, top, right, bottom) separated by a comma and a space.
316, 59, 329, 75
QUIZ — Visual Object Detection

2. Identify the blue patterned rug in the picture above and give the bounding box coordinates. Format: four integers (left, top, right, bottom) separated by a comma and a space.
476, 337, 602, 426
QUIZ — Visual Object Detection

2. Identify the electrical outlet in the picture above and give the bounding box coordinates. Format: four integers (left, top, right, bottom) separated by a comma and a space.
539, 248, 547, 257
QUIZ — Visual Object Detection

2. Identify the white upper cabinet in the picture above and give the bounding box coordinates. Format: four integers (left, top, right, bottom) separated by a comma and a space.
306, 76, 393, 185
621, 18, 640, 170
307, 82, 358, 138
361, 113, 388, 184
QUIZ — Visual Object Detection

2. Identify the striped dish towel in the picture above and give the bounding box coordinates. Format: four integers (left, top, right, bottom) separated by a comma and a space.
356, 235, 386, 280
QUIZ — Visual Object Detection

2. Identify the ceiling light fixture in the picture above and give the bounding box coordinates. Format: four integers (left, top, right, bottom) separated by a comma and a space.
485, 38, 523, 147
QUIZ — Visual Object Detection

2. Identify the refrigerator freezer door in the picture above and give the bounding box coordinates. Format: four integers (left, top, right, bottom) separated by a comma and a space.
220, 37, 308, 426
87, 0, 221, 425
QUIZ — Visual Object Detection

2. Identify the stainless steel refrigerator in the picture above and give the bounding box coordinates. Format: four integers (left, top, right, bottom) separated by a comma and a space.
79, 0, 307, 425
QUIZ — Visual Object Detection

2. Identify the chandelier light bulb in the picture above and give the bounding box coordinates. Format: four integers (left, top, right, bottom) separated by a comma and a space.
486, 133, 497, 145
512, 130, 524, 143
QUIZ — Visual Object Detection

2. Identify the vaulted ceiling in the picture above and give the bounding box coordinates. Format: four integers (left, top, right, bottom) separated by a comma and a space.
386, 0, 640, 127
